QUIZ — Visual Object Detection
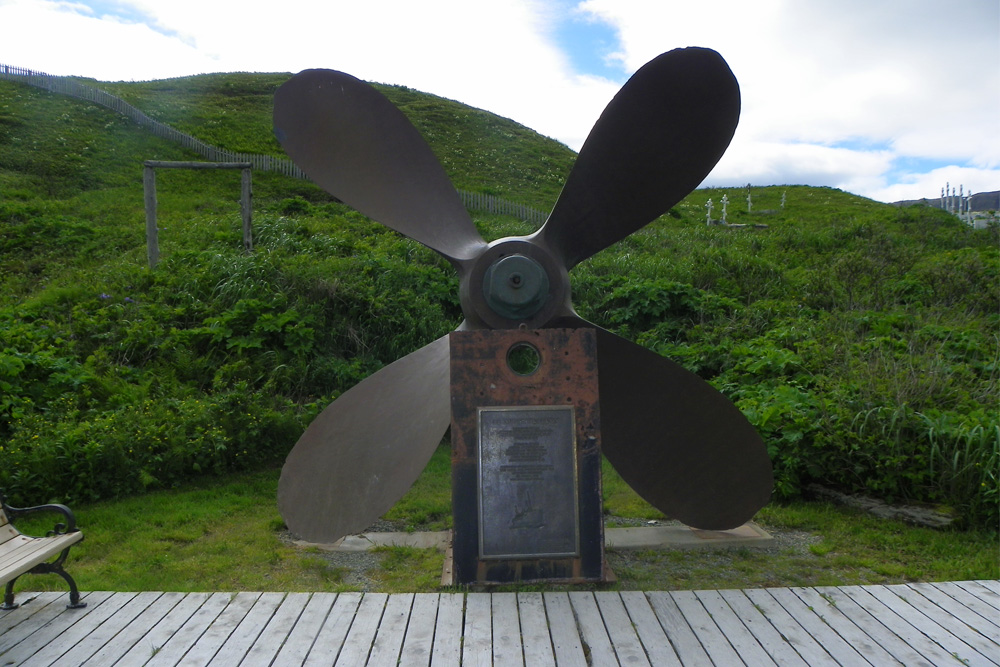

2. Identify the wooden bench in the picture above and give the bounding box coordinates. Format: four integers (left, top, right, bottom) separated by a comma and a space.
0, 494, 86, 610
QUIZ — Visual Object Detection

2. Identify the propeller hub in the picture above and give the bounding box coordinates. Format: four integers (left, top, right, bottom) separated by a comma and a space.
459, 237, 570, 329
482, 254, 550, 320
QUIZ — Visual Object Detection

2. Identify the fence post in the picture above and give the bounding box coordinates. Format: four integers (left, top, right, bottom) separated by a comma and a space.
143, 165, 159, 268
241, 167, 253, 253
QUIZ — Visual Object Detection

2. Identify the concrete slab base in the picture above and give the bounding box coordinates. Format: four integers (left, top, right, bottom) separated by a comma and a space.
293, 522, 772, 553
605, 522, 772, 550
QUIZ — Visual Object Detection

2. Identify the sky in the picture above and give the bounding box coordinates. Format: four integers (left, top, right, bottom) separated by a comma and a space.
0, 0, 997, 203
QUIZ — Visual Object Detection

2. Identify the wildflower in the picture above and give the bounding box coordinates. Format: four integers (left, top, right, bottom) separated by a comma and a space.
99, 293, 111, 299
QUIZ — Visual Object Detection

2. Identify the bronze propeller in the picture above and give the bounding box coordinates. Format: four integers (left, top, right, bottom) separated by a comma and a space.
274, 47, 774, 544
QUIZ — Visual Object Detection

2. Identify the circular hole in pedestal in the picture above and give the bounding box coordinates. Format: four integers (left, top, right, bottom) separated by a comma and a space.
506, 342, 540, 376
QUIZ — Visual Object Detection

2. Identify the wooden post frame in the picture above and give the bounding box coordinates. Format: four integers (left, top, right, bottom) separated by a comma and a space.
142, 160, 253, 268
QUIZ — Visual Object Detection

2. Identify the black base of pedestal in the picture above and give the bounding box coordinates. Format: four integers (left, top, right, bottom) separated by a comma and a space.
442, 537, 615, 586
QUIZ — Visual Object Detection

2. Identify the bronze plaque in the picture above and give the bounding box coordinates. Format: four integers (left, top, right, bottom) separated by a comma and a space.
478, 406, 578, 559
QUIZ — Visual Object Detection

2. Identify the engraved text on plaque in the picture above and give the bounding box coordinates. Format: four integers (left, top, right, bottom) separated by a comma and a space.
478, 406, 579, 559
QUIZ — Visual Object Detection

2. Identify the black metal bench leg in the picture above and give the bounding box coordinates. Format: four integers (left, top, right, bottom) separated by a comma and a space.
2, 578, 19, 610
44, 547, 86, 609
53, 565, 86, 609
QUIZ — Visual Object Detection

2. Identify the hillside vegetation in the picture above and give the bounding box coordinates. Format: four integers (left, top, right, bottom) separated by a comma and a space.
0, 73, 996, 529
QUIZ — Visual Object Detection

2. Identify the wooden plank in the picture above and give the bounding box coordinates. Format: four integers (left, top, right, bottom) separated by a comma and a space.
816, 586, 933, 666
931, 582, 1000, 631
0, 592, 65, 649
619, 591, 681, 667
143, 160, 252, 169
753, 587, 862, 666
646, 591, 712, 666
367, 593, 413, 667
694, 589, 775, 666
210, 593, 286, 664
594, 591, 650, 666
542, 592, 586, 667
517, 592, 556, 667
492, 593, 524, 667
865, 584, 997, 667
462, 593, 492, 667
905, 583, 1000, 643
790, 587, 903, 666
303, 592, 362, 667
399, 593, 438, 667
976, 581, 1000, 595
170, 592, 260, 666
241, 167, 253, 253
0, 591, 59, 619
956, 581, 1000, 611
270, 592, 337, 667
430, 593, 463, 667
17, 591, 136, 667
838, 585, 962, 666
144, 165, 158, 268
671, 590, 743, 666
718, 589, 811, 666
115, 592, 214, 667
4, 583, 995, 666
888, 584, 1000, 665
51, 591, 166, 666
0, 532, 83, 578
242, 592, 310, 666
568, 591, 617, 667
84, 591, 185, 666
11, 593, 125, 665
334, 592, 386, 666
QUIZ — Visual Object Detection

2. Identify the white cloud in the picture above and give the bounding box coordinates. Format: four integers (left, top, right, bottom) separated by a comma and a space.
0, 0, 213, 79
709, 139, 895, 191
0, 0, 997, 202
0, 0, 623, 148
578, 0, 1000, 200
870, 166, 1000, 204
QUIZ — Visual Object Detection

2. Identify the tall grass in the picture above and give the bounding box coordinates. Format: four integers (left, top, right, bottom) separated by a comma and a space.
0, 73, 997, 529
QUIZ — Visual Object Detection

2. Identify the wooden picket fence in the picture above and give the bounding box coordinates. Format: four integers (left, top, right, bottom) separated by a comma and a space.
0, 64, 548, 226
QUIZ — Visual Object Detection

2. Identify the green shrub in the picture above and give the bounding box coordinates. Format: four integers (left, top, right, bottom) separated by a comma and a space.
0, 73, 995, 530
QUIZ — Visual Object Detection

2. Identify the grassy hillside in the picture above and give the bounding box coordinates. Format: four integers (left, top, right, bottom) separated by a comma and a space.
96, 73, 575, 209
0, 74, 996, 530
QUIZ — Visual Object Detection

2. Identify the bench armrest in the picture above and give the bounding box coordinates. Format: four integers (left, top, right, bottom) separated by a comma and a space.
1, 494, 79, 536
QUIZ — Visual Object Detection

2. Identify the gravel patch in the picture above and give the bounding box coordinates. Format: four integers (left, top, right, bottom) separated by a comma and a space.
279, 518, 427, 591
281, 516, 823, 591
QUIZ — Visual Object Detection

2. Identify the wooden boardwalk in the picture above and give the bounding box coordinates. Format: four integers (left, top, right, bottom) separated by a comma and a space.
1, 582, 997, 666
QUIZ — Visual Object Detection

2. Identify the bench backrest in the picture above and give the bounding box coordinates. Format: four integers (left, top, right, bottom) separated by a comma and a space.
1, 507, 20, 547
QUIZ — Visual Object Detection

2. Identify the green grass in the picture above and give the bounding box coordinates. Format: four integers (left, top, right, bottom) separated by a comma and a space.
371, 546, 447, 592
382, 443, 453, 531
10, 460, 997, 595
610, 502, 1000, 592
601, 458, 664, 519
13, 469, 350, 593
1, 64, 997, 578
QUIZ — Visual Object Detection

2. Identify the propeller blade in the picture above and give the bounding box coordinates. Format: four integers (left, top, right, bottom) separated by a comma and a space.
537, 47, 740, 270
278, 334, 451, 543
274, 69, 487, 264
592, 326, 773, 529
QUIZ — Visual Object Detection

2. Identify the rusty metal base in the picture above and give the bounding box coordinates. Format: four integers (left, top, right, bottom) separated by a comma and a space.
450, 328, 607, 585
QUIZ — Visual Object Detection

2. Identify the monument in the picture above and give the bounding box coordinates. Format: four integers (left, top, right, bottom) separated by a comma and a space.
272, 47, 774, 584
450, 328, 605, 583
